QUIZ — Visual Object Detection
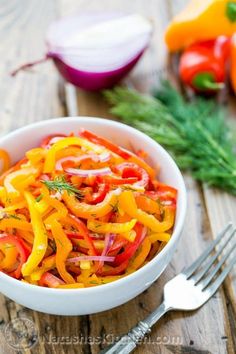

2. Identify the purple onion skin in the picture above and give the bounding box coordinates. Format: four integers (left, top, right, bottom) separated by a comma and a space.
50, 50, 145, 91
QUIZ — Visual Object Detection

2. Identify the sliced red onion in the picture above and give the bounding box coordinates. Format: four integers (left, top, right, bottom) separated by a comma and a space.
99, 151, 111, 162
67, 255, 115, 263
40, 174, 50, 181
97, 233, 116, 270
65, 166, 111, 177
12, 13, 152, 91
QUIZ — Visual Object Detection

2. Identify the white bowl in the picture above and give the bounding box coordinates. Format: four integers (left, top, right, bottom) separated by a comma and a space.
0, 117, 187, 315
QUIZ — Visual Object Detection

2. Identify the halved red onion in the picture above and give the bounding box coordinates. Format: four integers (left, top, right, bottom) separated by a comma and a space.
67, 255, 115, 263
12, 13, 152, 91
65, 166, 112, 177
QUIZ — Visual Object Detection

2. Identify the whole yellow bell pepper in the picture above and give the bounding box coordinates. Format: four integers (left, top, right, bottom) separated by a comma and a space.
165, 0, 236, 52
87, 218, 137, 234
22, 192, 48, 276
118, 191, 175, 233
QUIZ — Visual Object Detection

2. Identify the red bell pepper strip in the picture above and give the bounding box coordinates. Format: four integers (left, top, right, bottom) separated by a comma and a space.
179, 36, 230, 93
146, 182, 177, 205
99, 260, 129, 276
39, 272, 65, 288
0, 235, 28, 279
115, 162, 149, 188
86, 184, 110, 204
79, 129, 132, 159
65, 214, 97, 256
97, 175, 138, 185
113, 224, 147, 266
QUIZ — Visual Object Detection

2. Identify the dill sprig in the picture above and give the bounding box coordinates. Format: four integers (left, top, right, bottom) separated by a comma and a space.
42, 175, 83, 199
104, 81, 236, 195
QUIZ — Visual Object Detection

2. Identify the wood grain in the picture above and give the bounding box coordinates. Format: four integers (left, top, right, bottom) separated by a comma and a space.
0, 1, 235, 354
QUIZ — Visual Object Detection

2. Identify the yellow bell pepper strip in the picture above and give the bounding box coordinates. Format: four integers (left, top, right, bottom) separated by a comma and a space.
119, 230, 136, 242
4, 167, 38, 199
0, 201, 26, 212
165, 0, 236, 52
0, 235, 28, 278
87, 218, 137, 234
148, 232, 171, 243
119, 190, 175, 232
63, 190, 119, 219
0, 149, 10, 173
57, 283, 85, 289
22, 191, 48, 276
26, 147, 46, 165
30, 255, 56, 281
0, 218, 32, 232
127, 237, 151, 272
50, 220, 75, 284
44, 137, 105, 173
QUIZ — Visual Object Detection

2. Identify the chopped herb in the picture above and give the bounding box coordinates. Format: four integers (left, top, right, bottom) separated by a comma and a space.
35, 194, 43, 202
109, 202, 119, 213
7, 214, 21, 220
42, 175, 83, 199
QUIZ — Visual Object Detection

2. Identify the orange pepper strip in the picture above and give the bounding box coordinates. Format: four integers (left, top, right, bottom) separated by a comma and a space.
119, 191, 175, 233
127, 237, 151, 272
0, 149, 10, 174
63, 190, 118, 219
0, 218, 32, 232
0, 242, 18, 270
135, 195, 161, 215
22, 192, 48, 276
50, 220, 75, 284
44, 137, 105, 173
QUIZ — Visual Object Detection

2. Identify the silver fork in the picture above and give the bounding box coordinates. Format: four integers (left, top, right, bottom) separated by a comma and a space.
100, 222, 236, 354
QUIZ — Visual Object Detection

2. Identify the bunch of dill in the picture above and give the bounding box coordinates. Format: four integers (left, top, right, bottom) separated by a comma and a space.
104, 81, 236, 194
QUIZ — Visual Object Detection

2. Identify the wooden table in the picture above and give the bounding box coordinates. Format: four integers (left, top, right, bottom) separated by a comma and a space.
0, 1, 236, 353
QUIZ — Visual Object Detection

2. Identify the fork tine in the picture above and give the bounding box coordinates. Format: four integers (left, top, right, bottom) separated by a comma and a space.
200, 241, 236, 290
192, 228, 236, 284
182, 222, 233, 278
204, 253, 236, 295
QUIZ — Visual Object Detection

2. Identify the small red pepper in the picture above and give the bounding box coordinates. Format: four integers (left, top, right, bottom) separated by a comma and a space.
179, 36, 230, 93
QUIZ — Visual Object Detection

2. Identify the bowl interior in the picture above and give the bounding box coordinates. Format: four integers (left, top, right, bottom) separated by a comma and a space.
0, 117, 186, 291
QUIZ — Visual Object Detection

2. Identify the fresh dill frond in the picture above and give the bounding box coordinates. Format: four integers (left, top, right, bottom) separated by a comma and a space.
42, 175, 83, 199
104, 81, 236, 195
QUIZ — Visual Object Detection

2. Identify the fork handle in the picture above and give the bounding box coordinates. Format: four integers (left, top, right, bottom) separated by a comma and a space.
100, 302, 168, 354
